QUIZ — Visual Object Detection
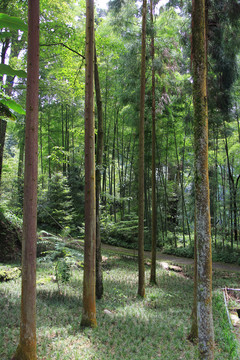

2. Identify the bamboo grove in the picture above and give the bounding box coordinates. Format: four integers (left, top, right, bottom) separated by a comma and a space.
1, 0, 240, 255
0, 0, 240, 358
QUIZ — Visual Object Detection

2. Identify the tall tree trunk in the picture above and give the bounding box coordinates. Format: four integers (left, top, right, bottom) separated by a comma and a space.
12, 0, 39, 358
192, 0, 214, 358
128, 135, 136, 214
39, 112, 44, 186
220, 164, 226, 247
0, 36, 10, 187
225, 136, 239, 247
62, 104, 66, 176
47, 112, 51, 180
81, 0, 97, 328
94, 46, 104, 300
101, 62, 109, 208
188, 222, 198, 341
150, 0, 157, 285
0, 119, 7, 187
138, 0, 147, 298
17, 129, 25, 207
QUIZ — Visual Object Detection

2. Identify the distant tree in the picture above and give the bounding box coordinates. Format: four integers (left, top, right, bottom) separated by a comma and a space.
192, 0, 214, 358
81, 0, 97, 328
12, 0, 39, 359
38, 172, 76, 234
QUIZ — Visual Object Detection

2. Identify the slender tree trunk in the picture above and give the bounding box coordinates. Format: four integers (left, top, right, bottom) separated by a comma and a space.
225, 136, 239, 247
47, 112, 51, 180
164, 129, 169, 241
65, 105, 70, 174
94, 45, 104, 300
220, 164, 226, 247
188, 222, 198, 341
181, 134, 186, 246
138, 0, 147, 298
39, 112, 44, 186
81, 0, 97, 328
17, 130, 25, 206
150, 0, 157, 285
0, 119, 7, 187
62, 104, 66, 176
128, 135, 136, 214
192, 0, 214, 358
101, 62, 109, 208
12, 0, 39, 358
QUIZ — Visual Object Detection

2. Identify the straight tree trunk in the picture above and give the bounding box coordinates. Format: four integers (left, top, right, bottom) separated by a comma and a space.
225, 135, 240, 247
40, 112, 44, 186
81, 0, 97, 328
17, 130, 25, 206
188, 223, 198, 341
12, 0, 39, 358
192, 0, 214, 358
62, 104, 66, 176
94, 46, 104, 300
150, 0, 157, 285
0, 119, 7, 187
138, 0, 147, 298
47, 112, 51, 180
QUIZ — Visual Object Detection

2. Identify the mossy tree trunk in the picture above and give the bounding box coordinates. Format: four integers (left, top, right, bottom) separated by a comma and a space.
12, 0, 39, 359
81, 0, 97, 328
138, 0, 147, 298
192, 0, 214, 358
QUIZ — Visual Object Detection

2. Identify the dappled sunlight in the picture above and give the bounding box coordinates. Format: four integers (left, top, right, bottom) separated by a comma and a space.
0, 252, 238, 359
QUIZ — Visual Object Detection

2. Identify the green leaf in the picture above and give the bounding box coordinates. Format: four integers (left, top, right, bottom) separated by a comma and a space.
0, 98, 26, 115
0, 13, 28, 32
0, 103, 16, 120
0, 64, 27, 78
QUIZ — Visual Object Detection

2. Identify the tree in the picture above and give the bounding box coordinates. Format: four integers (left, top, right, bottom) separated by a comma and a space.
12, 0, 39, 359
150, 0, 157, 285
192, 0, 214, 358
138, 0, 147, 298
95, 46, 104, 299
81, 0, 97, 328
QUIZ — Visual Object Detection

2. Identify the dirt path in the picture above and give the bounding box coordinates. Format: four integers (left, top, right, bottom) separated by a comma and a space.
102, 244, 240, 273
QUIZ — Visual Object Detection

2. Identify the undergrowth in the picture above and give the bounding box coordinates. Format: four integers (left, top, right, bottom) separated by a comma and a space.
0, 250, 239, 359
163, 244, 240, 265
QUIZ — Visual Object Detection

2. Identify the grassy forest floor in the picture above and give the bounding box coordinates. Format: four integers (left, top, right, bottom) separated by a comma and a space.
0, 248, 240, 360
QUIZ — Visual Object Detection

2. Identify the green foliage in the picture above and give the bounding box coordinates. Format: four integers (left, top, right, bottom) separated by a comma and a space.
163, 244, 194, 259
213, 291, 240, 358
0, 63, 27, 78
0, 266, 21, 282
101, 214, 139, 249
0, 12, 27, 31
38, 173, 76, 235
55, 258, 71, 283
212, 247, 240, 265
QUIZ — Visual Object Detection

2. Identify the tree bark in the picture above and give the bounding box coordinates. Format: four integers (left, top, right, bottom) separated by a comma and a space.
81, 0, 97, 328
138, 0, 147, 298
150, 0, 157, 285
12, 0, 39, 359
192, 0, 214, 358
94, 45, 104, 300
0, 119, 7, 187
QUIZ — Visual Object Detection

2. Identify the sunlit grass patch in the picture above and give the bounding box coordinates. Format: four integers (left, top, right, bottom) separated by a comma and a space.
0, 253, 239, 359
